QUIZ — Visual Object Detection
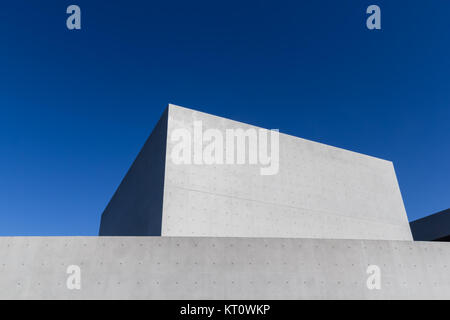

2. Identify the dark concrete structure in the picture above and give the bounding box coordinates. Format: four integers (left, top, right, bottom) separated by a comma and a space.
99, 108, 168, 236
410, 209, 450, 241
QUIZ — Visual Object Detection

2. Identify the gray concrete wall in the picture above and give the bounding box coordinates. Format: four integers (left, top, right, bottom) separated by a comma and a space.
99, 108, 168, 236
1, 236, 449, 299
162, 105, 412, 240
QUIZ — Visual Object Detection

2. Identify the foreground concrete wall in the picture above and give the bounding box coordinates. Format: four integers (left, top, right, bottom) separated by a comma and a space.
99, 108, 168, 236
162, 105, 412, 240
0, 237, 449, 299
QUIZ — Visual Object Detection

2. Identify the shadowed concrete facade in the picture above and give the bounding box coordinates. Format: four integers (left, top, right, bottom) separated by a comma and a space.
99, 108, 168, 236
100, 104, 412, 241
410, 209, 450, 241
1, 236, 449, 299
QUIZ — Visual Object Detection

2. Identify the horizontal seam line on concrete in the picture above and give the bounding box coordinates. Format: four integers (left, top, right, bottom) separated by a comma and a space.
165, 184, 409, 229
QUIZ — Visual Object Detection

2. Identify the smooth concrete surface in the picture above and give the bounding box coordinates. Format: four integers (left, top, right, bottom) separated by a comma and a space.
99, 108, 168, 236
1, 236, 449, 300
410, 209, 450, 241
162, 105, 412, 240
99, 104, 412, 240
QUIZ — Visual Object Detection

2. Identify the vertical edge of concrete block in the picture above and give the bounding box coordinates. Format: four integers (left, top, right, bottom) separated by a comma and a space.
389, 161, 414, 240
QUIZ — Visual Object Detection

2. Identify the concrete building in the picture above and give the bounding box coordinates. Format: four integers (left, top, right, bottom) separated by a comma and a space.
100, 104, 412, 241
1, 104, 449, 299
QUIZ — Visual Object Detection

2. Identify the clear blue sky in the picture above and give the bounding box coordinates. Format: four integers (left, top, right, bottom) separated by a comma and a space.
0, 1, 449, 235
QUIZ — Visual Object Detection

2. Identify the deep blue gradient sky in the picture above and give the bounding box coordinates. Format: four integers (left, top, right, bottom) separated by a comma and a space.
0, 1, 449, 235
